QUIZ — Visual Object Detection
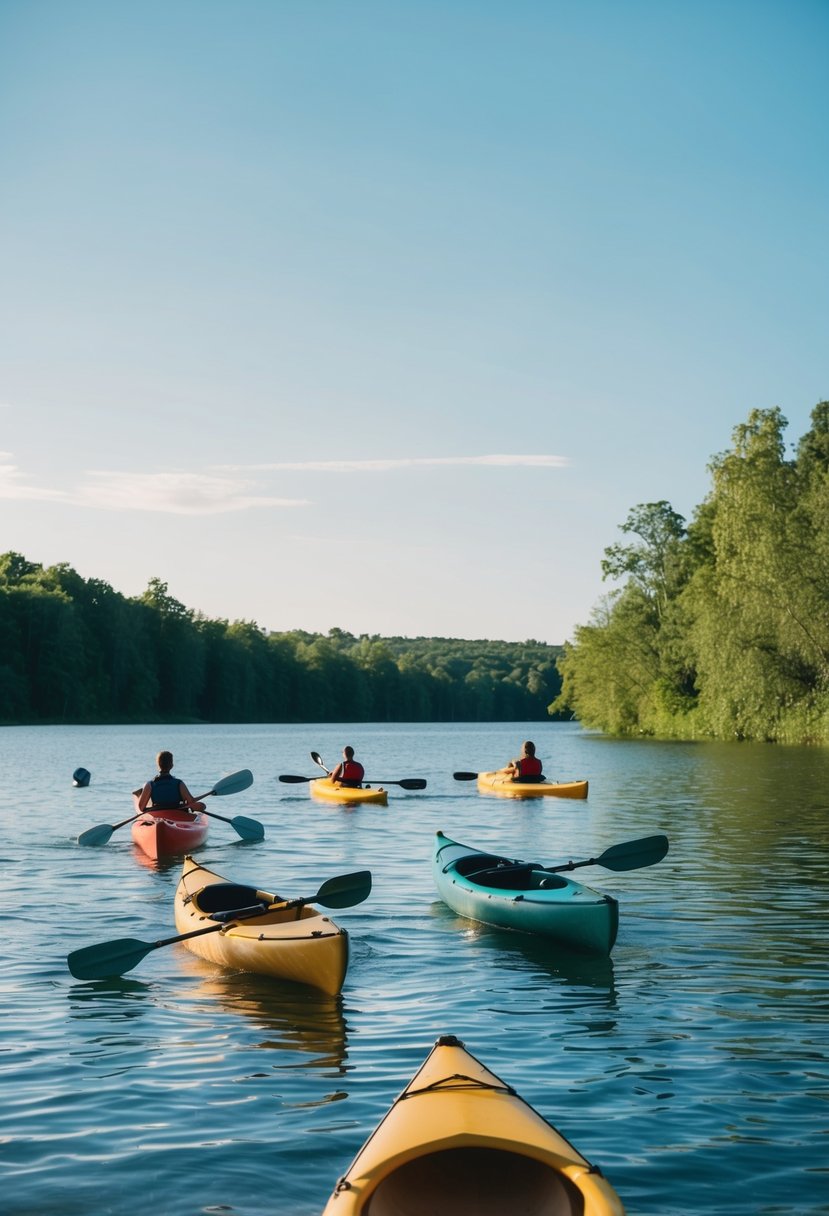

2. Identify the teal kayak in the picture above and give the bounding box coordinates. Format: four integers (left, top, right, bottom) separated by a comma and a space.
433, 831, 619, 955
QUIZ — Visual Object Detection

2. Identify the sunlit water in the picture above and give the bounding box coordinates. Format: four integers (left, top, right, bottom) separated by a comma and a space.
1, 722, 827, 1215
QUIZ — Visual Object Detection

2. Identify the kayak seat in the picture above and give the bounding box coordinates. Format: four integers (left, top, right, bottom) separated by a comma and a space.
195, 882, 261, 913
511, 773, 546, 784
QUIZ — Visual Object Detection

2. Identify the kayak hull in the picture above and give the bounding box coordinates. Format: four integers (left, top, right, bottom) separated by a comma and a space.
173, 856, 349, 996
131, 797, 209, 859
322, 1035, 625, 1215
311, 777, 389, 807
477, 771, 588, 799
433, 831, 618, 955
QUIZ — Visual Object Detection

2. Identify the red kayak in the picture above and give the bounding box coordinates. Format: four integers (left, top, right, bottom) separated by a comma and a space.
130, 795, 209, 860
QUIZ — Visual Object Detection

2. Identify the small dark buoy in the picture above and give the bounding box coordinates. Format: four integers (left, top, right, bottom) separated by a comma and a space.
72, 767, 91, 787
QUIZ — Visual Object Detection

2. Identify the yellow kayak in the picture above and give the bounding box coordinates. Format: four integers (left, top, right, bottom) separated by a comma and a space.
173, 857, 349, 996
322, 1035, 624, 1215
311, 777, 389, 807
477, 770, 589, 799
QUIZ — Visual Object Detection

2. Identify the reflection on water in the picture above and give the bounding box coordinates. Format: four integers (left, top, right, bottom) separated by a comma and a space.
185, 969, 350, 1073
3, 722, 828, 1216
429, 900, 618, 999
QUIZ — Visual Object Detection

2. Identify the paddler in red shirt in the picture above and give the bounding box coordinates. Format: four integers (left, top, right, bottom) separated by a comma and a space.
329, 746, 366, 788
505, 740, 544, 783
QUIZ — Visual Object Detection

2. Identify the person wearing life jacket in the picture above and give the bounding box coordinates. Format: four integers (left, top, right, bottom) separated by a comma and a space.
505, 740, 544, 783
137, 750, 207, 812
330, 746, 365, 788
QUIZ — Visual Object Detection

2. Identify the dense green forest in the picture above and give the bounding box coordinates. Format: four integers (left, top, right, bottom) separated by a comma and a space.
552, 402, 829, 744
0, 554, 562, 724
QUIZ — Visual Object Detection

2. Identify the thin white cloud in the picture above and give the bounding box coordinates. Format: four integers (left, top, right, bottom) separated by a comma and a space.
0, 455, 67, 502
216, 454, 570, 473
76, 472, 309, 515
0, 455, 309, 515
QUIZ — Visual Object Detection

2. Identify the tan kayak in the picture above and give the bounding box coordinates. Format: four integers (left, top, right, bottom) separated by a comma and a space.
174, 856, 349, 996
322, 1035, 625, 1214
477, 770, 589, 799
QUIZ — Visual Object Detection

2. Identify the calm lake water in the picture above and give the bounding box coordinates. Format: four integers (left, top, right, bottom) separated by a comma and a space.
1, 722, 827, 1215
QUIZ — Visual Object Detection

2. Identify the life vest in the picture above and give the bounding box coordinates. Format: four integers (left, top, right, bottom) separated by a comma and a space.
516, 755, 543, 780
149, 773, 184, 809
338, 760, 365, 787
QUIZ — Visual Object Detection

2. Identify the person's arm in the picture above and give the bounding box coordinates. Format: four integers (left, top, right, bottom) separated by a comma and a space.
137, 782, 153, 811
329, 763, 344, 784
177, 782, 206, 812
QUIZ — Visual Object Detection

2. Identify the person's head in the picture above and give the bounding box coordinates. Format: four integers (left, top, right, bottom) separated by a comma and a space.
157, 750, 174, 773
343, 746, 355, 760
522, 741, 536, 756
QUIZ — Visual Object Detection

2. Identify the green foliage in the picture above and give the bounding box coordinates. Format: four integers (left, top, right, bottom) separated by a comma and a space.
0, 565, 563, 724
557, 402, 829, 743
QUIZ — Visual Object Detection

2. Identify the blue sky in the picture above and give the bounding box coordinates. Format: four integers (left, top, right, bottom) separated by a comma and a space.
1, 0, 827, 644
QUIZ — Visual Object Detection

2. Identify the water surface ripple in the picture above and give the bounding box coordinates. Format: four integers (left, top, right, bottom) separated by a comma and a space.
1, 723, 827, 1214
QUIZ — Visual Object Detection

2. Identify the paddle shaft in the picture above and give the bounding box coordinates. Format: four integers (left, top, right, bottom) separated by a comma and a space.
280, 773, 425, 789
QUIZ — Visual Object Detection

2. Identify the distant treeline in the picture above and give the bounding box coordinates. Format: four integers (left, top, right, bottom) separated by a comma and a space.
0, 554, 563, 724
553, 402, 829, 744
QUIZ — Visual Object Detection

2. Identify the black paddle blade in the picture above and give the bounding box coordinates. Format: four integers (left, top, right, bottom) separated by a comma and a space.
231, 815, 265, 842
68, 937, 154, 980
453, 772, 478, 781
279, 774, 312, 783
396, 778, 427, 790
77, 824, 114, 847
203, 768, 255, 799
599, 834, 669, 871
315, 870, 372, 909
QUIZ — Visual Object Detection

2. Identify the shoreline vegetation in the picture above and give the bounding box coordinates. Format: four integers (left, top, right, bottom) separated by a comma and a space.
553, 402, 829, 745
0, 555, 563, 726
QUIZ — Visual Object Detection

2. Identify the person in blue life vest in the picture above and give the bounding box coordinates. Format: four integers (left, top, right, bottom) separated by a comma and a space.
329, 746, 365, 788
137, 750, 207, 812
505, 740, 544, 783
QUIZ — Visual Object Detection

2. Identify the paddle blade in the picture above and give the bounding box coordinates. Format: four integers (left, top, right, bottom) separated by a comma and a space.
211, 769, 254, 797
396, 778, 427, 790
310, 751, 329, 772
77, 824, 114, 847
315, 870, 372, 909
278, 774, 312, 783
231, 814, 265, 842
67, 937, 153, 980
598, 834, 669, 871
453, 772, 478, 781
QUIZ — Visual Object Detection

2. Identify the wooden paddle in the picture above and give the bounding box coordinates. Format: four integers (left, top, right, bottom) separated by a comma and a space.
547, 834, 669, 873
307, 751, 426, 789
77, 769, 259, 847
279, 774, 427, 790
66, 869, 372, 980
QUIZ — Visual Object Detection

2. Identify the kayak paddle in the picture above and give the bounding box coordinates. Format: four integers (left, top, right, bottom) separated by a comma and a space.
280, 773, 426, 790
308, 751, 425, 788
547, 834, 669, 873
77, 768, 260, 846
66, 869, 372, 980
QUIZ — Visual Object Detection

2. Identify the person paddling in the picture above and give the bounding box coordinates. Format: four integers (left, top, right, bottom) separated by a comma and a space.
505, 740, 544, 784
137, 751, 207, 813
329, 746, 365, 788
